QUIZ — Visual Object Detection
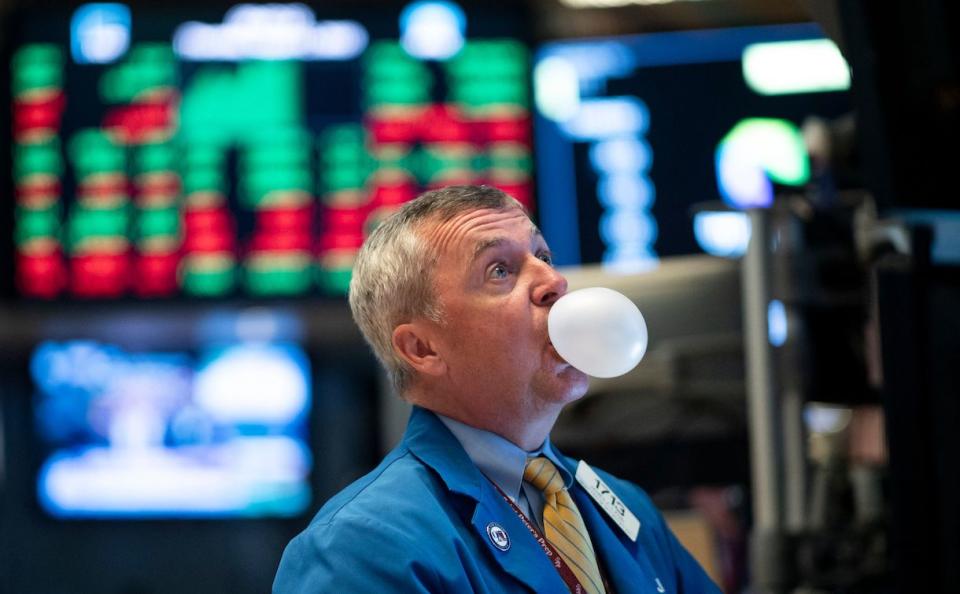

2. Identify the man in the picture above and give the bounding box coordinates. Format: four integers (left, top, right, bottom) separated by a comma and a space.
274, 185, 720, 593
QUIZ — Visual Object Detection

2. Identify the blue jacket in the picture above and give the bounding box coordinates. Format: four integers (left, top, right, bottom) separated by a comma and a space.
274, 406, 721, 593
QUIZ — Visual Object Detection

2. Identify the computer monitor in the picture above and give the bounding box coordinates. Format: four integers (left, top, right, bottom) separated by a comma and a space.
532, 23, 852, 269
31, 339, 312, 518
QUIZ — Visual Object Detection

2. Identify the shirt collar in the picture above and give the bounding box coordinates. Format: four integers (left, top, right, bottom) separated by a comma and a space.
436, 413, 573, 501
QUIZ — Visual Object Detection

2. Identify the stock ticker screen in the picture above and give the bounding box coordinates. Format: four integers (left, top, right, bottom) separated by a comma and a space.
7, 2, 532, 300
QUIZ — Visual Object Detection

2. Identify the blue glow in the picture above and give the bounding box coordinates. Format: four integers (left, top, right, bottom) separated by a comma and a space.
602, 246, 659, 274
715, 139, 773, 209
71, 3, 131, 64
693, 211, 751, 257
31, 340, 120, 396
597, 174, 654, 210
197, 309, 304, 343
896, 209, 960, 265
600, 211, 658, 248
590, 138, 652, 173
400, 1, 466, 60
539, 41, 636, 90
538, 23, 828, 71
768, 299, 788, 347
559, 97, 650, 140
32, 340, 311, 518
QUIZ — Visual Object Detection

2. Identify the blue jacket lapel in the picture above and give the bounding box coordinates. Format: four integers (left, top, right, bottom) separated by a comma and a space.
404, 407, 570, 593
471, 480, 571, 593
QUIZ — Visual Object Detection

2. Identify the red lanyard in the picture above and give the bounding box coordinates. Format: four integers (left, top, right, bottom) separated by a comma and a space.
490, 481, 588, 594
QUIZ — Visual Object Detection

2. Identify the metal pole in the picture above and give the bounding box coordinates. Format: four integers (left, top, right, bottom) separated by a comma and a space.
782, 388, 808, 533
742, 208, 787, 593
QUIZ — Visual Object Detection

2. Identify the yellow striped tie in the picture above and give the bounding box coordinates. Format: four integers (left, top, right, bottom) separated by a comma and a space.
524, 456, 606, 594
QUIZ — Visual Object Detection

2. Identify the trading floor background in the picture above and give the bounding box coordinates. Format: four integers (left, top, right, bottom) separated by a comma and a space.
1, 1, 957, 593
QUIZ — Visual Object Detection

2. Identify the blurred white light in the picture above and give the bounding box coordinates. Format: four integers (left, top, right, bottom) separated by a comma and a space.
79, 24, 128, 62
590, 138, 652, 173
173, 4, 368, 61
546, 41, 636, 86
743, 39, 850, 95
194, 344, 309, 424
228, 436, 312, 480
534, 56, 581, 122
804, 403, 852, 434
399, 1, 466, 60
38, 438, 310, 516
715, 139, 773, 209
600, 210, 657, 246
767, 299, 788, 347
71, 4, 131, 64
597, 173, 654, 210
560, 97, 650, 139
693, 211, 751, 257
108, 401, 168, 450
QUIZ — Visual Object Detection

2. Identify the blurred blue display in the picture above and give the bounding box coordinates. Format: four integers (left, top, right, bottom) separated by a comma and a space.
31, 340, 312, 518
71, 3, 131, 64
533, 24, 851, 268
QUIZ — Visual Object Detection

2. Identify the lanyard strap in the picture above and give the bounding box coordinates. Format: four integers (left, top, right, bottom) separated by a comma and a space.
490, 482, 588, 594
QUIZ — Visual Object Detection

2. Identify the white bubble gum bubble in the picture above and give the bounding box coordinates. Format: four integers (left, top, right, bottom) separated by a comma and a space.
548, 287, 647, 378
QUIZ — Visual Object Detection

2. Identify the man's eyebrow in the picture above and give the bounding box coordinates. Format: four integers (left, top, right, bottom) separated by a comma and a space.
471, 226, 546, 263
471, 237, 507, 263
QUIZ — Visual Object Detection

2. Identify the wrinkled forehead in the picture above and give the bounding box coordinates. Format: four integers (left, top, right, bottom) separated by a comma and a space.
419, 206, 540, 260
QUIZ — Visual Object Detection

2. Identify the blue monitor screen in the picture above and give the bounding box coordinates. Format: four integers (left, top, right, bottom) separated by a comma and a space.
30, 340, 312, 518
533, 23, 853, 269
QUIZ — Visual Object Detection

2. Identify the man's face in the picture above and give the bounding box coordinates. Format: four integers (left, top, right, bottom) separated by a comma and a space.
417, 206, 589, 419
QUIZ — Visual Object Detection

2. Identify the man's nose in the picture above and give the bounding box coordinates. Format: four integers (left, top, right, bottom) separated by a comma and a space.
531, 258, 568, 307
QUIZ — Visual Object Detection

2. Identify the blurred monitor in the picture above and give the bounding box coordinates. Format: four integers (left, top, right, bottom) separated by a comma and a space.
532, 23, 852, 269
2, 331, 378, 593
3, 1, 531, 300
31, 339, 311, 518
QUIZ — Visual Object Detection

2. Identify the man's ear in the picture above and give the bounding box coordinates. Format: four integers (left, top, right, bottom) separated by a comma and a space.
392, 322, 446, 377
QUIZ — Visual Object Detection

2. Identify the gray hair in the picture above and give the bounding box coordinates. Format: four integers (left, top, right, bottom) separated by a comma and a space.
348, 185, 526, 395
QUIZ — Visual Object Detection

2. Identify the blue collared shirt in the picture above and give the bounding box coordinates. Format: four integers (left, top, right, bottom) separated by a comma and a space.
436, 413, 573, 532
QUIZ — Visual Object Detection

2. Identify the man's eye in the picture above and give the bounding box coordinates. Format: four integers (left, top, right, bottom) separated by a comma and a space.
538, 252, 553, 266
490, 264, 508, 280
